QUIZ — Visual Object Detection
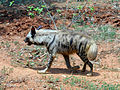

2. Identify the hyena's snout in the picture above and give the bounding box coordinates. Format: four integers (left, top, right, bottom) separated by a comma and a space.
24, 37, 29, 43
24, 37, 32, 45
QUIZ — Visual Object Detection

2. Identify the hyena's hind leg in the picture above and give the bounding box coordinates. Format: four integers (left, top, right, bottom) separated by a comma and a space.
77, 53, 93, 76
38, 54, 55, 74
63, 55, 80, 71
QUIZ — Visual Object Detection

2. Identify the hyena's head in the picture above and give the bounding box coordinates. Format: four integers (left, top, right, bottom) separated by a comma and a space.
24, 26, 36, 45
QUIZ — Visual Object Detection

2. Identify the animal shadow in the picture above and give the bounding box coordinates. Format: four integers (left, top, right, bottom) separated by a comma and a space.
30, 67, 100, 76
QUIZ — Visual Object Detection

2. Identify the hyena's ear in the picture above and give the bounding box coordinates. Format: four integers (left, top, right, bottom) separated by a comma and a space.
31, 26, 36, 38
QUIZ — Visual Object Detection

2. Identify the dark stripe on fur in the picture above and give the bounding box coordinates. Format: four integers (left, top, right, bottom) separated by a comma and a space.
84, 41, 87, 50
61, 44, 69, 49
47, 35, 56, 50
79, 42, 82, 53
70, 38, 73, 46
58, 41, 60, 47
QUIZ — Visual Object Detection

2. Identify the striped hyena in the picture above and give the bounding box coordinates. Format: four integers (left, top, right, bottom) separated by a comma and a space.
24, 26, 98, 76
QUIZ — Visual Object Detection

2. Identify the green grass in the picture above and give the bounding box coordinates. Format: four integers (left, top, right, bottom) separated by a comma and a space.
45, 75, 60, 89
0, 41, 11, 49
1, 66, 13, 76
0, 26, 119, 89
62, 76, 120, 89
0, 66, 14, 90
47, 76, 60, 83
73, 24, 117, 42
93, 25, 117, 41
0, 40, 49, 68
0, 85, 4, 90
43, 75, 120, 90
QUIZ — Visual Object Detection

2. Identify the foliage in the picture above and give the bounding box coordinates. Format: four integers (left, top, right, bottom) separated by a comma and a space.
56, 9, 62, 13
1, 66, 13, 76
77, 5, 83, 10
93, 25, 117, 41
9, 0, 15, 6
27, 4, 46, 18
28, 12, 35, 18
89, 6, 94, 12
62, 76, 120, 89
33, 7, 43, 14
0, 66, 14, 89
27, 6, 34, 11
47, 76, 60, 83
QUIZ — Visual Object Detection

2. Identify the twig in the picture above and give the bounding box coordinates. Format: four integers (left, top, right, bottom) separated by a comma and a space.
67, 1, 88, 29
63, 0, 70, 30
42, 0, 58, 30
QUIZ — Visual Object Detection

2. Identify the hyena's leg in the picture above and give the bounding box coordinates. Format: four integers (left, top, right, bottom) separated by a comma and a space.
63, 55, 80, 70
81, 61, 87, 72
38, 54, 55, 74
86, 61, 93, 76
77, 53, 93, 76
63, 55, 72, 69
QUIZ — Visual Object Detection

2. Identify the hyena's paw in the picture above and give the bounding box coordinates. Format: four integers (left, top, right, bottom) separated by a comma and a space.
81, 68, 86, 72
87, 72, 93, 76
81, 69, 86, 72
72, 65, 80, 70
37, 68, 49, 74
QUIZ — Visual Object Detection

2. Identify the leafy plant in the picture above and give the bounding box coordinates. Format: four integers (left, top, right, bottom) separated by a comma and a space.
27, 5, 44, 18
33, 7, 43, 14
73, 13, 77, 16
28, 12, 35, 18
77, 5, 83, 10
111, 0, 119, 3
27, 6, 34, 11
89, 6, 95, 12
41, 5, 46, 8
9, 0, 15, 6
57, 9, 62, 13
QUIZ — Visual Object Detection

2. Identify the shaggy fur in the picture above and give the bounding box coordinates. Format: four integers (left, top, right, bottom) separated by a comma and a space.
24, 26, 98, 76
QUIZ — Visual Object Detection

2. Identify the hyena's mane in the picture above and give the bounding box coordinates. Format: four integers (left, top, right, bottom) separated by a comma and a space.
33, 29, 61, 46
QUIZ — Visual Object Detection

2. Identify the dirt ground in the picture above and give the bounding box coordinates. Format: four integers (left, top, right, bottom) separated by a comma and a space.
0, 34, 120, 90
0, 1, 120, 90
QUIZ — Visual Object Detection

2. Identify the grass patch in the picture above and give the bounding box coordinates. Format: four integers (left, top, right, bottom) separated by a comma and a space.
73, 24, 117, 42
0, 66, 14, 90
11, 45, 48, 68
43, 75, 120, 89
93, 25, 117, 41
47, 76, 60, 83
62, 76, 120, 89
118, 56, 120, 63
0, 40, 49, 68
1, 66, 13, 76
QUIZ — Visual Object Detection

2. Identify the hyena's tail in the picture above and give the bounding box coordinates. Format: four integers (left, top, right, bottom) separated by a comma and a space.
87, 41, 98, 61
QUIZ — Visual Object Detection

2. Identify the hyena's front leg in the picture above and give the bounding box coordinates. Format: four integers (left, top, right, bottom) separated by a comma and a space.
63, 55, 80, 71
37, 54, 55, 74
